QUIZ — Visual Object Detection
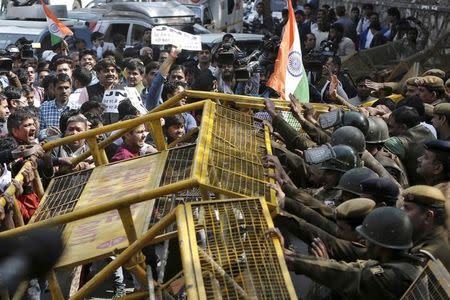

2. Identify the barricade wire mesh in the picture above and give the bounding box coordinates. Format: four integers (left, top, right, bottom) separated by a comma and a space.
401, 260, 450, 300
31, 169, 93, 222
190, 199, 293, 299
206, 106, 271, 199
159, 144, 196, 186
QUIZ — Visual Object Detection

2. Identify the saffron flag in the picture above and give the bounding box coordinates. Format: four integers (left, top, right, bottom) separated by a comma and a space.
267, 0, 309, 102
40, 0, 73, 45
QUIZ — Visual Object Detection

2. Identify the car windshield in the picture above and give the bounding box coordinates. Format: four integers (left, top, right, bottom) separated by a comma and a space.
0, 33, 39, 49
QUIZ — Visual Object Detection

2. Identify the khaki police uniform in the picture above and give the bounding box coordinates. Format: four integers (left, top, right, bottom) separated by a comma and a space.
403, 185, 450, 271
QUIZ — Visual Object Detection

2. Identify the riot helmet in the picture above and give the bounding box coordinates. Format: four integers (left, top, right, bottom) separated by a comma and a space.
366, 116, 389, 144
342, 111, 369, 135
356, 207, 413, 249
320, 145, 359, 173
335, 167, 379, 196
331, 126, 366, 154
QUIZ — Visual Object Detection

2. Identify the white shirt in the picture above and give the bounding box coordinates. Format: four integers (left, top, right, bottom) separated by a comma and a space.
311, 29, 329, 50
0, 164, 11, 193
364, 30, 374, 49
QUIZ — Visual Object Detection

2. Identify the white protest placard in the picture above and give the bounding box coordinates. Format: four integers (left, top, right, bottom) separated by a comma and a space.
124, 87, 148, 115
102, 88, 148, 114
151, 25, 202, 51
102, 89, 128, 113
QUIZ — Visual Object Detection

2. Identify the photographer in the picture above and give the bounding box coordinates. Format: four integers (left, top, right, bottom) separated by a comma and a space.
213, 34, 262, 96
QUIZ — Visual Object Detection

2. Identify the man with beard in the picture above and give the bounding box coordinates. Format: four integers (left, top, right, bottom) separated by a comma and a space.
39, 73, 72, 140
216, 63, 235, 94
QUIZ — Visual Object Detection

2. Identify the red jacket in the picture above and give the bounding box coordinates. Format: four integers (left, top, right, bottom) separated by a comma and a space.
17, 193, 40, 224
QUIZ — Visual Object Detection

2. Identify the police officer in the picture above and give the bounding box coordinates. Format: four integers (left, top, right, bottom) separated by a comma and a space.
282, 207, 423, 300
366, 116, 409, 187
416, 140, 450, 189
360, 177, 400, 207
276, 198, 375, 262
330, 126, 366, 155
334, 167, 379, 203
313, 144, 359, 202
402, 185, 450, 270
385, 106, 436, 185
417, 75, 446, 105
431, 103, 450, 140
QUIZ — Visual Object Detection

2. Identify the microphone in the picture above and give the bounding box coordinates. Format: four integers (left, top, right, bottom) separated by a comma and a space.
0, 227, 64, 290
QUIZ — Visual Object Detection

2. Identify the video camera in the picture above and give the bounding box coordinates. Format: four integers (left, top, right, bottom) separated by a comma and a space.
303, 40, 336, 72
214, 35, 280, 81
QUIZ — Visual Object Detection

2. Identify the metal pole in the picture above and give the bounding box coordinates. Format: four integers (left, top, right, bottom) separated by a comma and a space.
70, 209, 176, 300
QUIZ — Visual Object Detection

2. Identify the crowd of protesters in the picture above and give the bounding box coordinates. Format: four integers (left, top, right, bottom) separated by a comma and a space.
0, 0, 449, 298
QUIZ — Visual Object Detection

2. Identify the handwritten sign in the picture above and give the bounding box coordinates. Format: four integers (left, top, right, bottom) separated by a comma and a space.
102, 89, 127, 113
151, 25, 202, 51
57, 152, 168, 268
102, 87, 147, 114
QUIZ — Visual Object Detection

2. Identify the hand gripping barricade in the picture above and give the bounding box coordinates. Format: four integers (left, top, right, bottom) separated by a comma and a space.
0, 91, 298, 299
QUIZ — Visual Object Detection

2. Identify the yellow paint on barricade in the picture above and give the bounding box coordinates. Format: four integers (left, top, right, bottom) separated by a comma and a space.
57, 153, 167, 268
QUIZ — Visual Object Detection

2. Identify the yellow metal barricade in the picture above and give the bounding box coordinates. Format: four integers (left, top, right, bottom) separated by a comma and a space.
0, 96, 288, 299
1, 90, 446, 299
401, 259, 450, 300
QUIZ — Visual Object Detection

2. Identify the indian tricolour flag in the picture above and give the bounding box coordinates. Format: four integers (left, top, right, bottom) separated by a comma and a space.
40, 0, 73, 45
267, 0, 309, 102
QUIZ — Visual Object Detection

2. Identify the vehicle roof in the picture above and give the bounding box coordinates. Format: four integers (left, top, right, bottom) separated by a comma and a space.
0, 26, 42, 37
103, 1, 195, 18
200, 33, 264, 45
0, 18, 87, 28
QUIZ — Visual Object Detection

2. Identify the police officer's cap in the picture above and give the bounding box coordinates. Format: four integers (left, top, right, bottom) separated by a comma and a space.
403, 185, 446, 208
433, 103, 450, 120
417, 75, 445, 89
422, 68, 446, 79
425, 139, 450, 153
360, 178, 399, 201
336, 198, 376, 220
405, 76, 421, 87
